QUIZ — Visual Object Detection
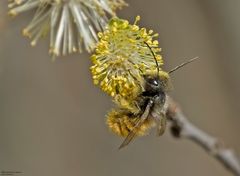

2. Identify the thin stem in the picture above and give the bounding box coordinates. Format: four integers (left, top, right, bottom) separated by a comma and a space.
166, 97, 240, 176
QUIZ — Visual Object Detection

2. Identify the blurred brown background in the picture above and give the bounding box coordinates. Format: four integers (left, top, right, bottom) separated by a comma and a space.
1, 0, 240, 176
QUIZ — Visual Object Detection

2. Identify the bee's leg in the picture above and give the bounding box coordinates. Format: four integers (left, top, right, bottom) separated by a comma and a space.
119, 99, 154, 149
134, 101, 141, 112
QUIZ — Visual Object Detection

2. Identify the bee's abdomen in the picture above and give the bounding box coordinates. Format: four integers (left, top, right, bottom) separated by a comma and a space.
106, 109, 155, 137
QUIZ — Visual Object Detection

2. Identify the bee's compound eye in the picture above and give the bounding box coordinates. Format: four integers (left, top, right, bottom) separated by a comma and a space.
152, 80, 158, 86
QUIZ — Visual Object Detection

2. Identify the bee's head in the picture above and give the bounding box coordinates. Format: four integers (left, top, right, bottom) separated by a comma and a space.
144, 75, 161, 92
143, 72, 170, 93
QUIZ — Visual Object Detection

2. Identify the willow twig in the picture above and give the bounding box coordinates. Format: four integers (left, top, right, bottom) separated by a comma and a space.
166, 97, 240, 176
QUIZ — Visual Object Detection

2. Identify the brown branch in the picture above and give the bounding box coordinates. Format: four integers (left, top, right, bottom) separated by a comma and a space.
166, 97, 240, 176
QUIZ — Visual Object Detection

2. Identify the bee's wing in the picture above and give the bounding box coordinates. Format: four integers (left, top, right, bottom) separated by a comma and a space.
156, 116, 167, 136
155, 102, 168, 136
119, 99, 154, 149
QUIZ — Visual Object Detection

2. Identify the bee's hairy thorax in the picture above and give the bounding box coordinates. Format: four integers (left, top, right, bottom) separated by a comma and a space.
139, 89, 166, 116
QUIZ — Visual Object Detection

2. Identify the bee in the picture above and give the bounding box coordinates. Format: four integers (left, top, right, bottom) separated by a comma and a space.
106, 42, 198, 149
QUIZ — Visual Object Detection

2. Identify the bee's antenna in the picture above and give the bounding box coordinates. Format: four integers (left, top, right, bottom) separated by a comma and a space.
144, 42, 160, 74
168, 56, 199, 74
